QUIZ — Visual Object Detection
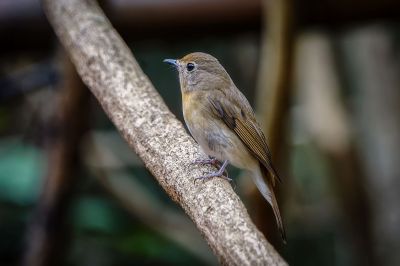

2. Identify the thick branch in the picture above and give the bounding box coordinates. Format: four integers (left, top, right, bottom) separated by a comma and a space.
83, 134, 216, 265
42, 0, 287, 265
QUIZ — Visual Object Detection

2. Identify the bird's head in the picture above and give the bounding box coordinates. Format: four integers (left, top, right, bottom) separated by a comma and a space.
164, 52, 231, 93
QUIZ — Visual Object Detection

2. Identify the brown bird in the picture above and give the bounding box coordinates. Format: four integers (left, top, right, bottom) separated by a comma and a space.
164, 52, 286, 242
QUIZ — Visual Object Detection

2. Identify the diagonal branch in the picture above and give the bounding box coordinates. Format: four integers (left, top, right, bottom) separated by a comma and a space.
42, 0, 287, 265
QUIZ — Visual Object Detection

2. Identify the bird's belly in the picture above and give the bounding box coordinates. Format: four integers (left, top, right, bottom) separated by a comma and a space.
185, 114, 256, 170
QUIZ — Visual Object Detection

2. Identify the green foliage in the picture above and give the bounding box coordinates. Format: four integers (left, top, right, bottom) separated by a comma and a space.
0, 138, 44, 205
72, 196, 126, 234
69, 195, 204, 265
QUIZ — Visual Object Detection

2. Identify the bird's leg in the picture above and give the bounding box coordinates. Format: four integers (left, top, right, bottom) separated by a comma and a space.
193, 156, 229, 178
195, 160, 231, 182
193, 156, 219, 166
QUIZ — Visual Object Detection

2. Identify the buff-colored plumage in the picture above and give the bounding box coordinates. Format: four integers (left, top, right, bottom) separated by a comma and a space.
164, 52, 286, 242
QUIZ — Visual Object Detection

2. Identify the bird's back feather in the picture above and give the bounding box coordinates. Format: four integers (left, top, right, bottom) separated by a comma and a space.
207, 87, 286, 241
207, 88, 281, 185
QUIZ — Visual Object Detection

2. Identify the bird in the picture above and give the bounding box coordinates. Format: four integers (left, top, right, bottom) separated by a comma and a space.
164, 52, 286, 242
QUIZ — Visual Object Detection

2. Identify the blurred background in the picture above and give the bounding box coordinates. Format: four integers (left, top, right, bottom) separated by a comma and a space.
1, 0, 400, 265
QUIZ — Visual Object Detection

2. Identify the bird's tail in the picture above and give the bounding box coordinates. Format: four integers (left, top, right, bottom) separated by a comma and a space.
252, 163, 286, 243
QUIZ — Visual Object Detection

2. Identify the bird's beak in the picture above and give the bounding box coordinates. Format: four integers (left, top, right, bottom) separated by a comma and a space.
163, 59, 178, 68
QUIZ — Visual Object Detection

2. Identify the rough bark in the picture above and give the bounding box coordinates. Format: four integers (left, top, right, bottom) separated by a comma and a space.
42, 0, 287, 265
83, 134, 216, 265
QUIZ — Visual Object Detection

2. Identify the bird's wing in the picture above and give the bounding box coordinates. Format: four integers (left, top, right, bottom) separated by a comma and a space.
208, 94, 281, 185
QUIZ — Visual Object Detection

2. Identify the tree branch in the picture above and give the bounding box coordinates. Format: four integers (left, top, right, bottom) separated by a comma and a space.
42, 0, 287, 265
83, 133, 216, 265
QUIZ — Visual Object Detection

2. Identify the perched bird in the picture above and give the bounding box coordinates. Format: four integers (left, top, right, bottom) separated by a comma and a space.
164, 52, 286, 242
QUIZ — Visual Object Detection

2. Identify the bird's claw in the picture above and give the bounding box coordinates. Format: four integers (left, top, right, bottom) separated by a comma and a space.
194, 173, 232, 184
192, 157, 219, 166
193, 159, 231, 184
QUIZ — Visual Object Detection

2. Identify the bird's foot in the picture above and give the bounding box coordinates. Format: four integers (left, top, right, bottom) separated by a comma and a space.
192, 157, 219, 166
193, 157, 229, 176
194, 160, 231, 183
196, 172, 232, 182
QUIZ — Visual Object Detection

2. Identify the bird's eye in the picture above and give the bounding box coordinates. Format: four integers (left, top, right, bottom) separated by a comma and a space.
186, 63, 195, 72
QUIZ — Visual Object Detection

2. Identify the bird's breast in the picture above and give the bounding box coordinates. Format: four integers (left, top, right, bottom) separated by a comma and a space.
182, 92, 224, 157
